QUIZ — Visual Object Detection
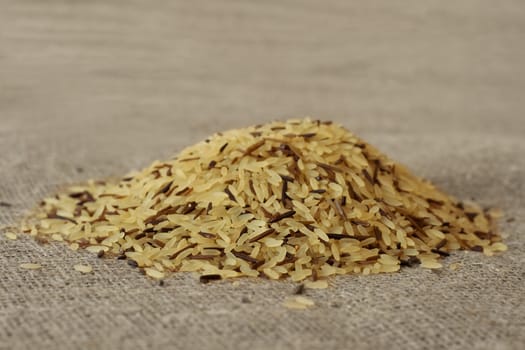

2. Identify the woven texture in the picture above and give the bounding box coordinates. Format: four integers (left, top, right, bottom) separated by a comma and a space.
0, 1, 524, 349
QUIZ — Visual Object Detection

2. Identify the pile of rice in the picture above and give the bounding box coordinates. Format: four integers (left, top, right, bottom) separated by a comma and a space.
21, 119, 507, 283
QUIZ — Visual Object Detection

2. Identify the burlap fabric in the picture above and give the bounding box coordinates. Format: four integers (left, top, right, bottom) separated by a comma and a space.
1, 1, 524, 349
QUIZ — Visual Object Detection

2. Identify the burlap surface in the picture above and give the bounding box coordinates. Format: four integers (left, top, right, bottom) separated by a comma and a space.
1, 1, 524, 349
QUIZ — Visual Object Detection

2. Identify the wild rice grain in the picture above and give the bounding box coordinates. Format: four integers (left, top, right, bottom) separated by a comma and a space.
471, 246, 484, 252
200, 274, 222, 284
269, 210, 296, 224
248, 228, 276, 243
294, 284, 305, 295
431, 249, 450, 257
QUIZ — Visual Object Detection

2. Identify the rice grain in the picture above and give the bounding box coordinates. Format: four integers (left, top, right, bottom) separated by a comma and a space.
20, 263, 42, 270
20, 118, 507, 283
283, 296, 315, 309
5, 232, 17, 240
74, 264, 93, 274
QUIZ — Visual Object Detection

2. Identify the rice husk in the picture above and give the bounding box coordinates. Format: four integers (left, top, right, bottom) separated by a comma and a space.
20, 118, 507, 282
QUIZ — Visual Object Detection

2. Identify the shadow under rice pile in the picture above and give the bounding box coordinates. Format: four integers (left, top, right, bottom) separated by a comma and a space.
21, 119, 507, 284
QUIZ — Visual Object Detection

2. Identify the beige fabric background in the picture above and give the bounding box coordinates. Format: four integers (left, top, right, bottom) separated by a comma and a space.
0, 1, 524, 349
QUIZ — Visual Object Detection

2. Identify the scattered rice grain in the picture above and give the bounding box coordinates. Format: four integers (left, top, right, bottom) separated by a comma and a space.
283, 296, 315, 309
20, 263, 42, 270
5, 232, 17, 240
74, 264, 93, 273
